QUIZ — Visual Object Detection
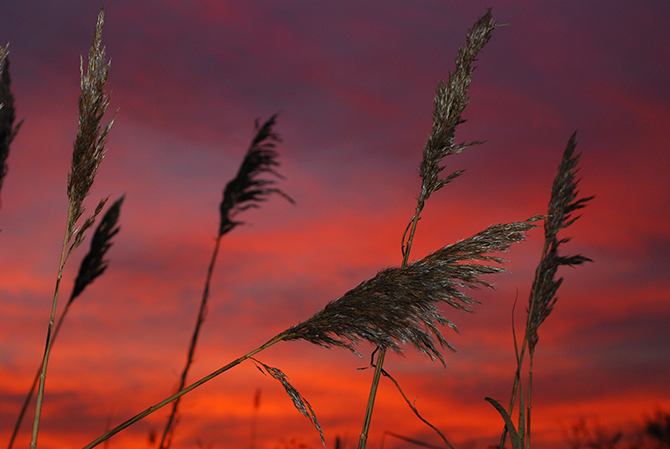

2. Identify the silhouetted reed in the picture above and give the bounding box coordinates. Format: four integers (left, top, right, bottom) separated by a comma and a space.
491, 133, 592, 449
83, 215, 540, 449
8, 197, 124, 449
158, 115, 293, 449
360, 9, 497, 449
0, 48, 23, 210
281, 218, 541, 363
30, 8, 115, 449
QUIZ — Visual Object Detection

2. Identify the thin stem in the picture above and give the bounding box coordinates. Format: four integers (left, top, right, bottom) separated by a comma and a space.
81, 335, 284, 449
402, 202, 424, 266
158, 234, 223, 449
8, 302, 72, 449
527, 354, 534, 449
30, 226, 70, 449
498, 239, 550, 449
382, 368, 454, 449
358, 204, 422, 449
358, 348, 386, 449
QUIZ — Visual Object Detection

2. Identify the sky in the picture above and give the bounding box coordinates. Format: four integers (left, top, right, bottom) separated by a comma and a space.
0, 1, 669, 449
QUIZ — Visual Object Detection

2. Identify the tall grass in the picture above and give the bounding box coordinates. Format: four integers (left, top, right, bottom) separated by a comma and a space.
357, 10, 495, 448
0, 45, 23, 211
158, 114, 294, 449
28, 7, 116, 449
7, 196, 124, 449
490, 132, 593, 449
1, 7, 593, 449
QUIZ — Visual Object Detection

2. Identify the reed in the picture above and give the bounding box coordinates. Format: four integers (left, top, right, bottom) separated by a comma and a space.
357, 9, 497, 449
30, 7, 115, 449
7, 196, 124, 449
490, 132, 593, 449
0, 46, 23, 210
158, 114, 293, 449
81, 213, 540, 449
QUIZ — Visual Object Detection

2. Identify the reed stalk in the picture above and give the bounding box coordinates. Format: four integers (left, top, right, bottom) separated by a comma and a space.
82, 335, 285, 449
496, 132, 593, 449
30, 8, 114, 448
357, 9, 496, 448
8, 197, 123, 449
158, 115, 293, 449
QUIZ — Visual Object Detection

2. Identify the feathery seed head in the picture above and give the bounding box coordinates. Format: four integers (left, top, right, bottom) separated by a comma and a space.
219, 114, 294, 237
418, 10, 495, 205
282, 216, 542, 365
67, 7, 115, 244
253, 359, 324, 445
528, 132, 593, 354
70, 195, 124, 304
0, 50, 23, 208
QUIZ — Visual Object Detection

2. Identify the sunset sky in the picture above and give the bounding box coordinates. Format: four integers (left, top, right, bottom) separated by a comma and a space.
1, 2, 669, 449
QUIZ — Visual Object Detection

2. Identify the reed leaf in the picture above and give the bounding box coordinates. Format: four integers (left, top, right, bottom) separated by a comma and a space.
253, 358, 324, 446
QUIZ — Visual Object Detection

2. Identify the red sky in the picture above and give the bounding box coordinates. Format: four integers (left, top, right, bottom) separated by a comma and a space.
1, 2, 669, 449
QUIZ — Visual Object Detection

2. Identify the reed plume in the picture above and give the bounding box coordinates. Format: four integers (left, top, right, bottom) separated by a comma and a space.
69, 195, 124, 302
66, 7, 116, 253
494, 132, 593, 449
403, 9, 495, 259
0, 49, 23, 210
31, 8, 114, 449
158, 115, 293, 449
8, 196, 124, 449
523, 132, 593, 448
527, 132, 593, 354
417, 9, 494, 207
219, 114, 294, 236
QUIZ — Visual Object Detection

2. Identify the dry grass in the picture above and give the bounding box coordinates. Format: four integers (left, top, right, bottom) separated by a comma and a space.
29, 8, 115, 449
2, 7, 594, 449
491, 132, 593, 449
0, 46, 23, 210
361, 9, 498, 449
158, 114, 293, 449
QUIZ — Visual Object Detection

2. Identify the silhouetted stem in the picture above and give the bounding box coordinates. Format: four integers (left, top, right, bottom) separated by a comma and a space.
31, 228, 70, 449
82, 335, 284, 449
358, 348, 387, 449
527, 354, 534, 449
158, 234, 223, 449
358, 204, 422, 449
498, 239, 549, 449
8, 302, 72, 449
